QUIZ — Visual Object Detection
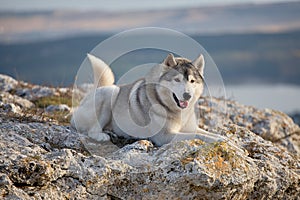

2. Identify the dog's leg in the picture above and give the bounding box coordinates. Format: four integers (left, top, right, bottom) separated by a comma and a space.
197, 128, 242, 151
173, 132, 224, 143
151, 131, 222, 146
88, 126, 111, 141
73, 86, 119, 142
87, 92, 115, 142
197, 128, 226, 140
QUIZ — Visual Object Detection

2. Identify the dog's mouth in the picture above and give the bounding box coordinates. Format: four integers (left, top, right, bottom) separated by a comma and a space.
173, 93, 188, 109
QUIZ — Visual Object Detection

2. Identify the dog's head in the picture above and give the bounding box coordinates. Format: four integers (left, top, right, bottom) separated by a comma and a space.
158, 53, 205, 110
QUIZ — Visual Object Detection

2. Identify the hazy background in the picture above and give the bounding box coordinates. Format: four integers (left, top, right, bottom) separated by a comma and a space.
0, 0, 299, 114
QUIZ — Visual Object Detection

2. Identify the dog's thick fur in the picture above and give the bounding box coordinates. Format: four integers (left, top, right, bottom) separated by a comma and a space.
71, 53, 224, 146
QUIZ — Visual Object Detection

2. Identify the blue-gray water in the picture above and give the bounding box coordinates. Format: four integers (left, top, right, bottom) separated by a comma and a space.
225, 84, 300, 113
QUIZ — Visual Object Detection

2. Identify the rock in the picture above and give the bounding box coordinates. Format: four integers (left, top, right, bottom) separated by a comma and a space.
0, 73, 299, 199
290, 112, 300, 126
0, 91, 34, 116
46, 104, 71, 113
0, 117, 299, 199
0, 92, 34, 109
0, 102, 22, 114
16, 86, 58, 101
0, 74, 18, 92
57, 87, 70, 94
0, 173, 31, 199
198, 97, 300, 156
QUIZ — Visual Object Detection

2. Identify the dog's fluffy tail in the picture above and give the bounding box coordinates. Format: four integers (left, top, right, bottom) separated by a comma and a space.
87, 54, 115, 87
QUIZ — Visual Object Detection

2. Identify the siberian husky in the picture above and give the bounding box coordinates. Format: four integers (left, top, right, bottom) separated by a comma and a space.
71, 53, 225, 146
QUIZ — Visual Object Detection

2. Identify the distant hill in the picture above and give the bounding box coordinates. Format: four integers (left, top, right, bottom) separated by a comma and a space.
0, 31, 299, 86
0, 35, 109, 86
0, 1, 300, 43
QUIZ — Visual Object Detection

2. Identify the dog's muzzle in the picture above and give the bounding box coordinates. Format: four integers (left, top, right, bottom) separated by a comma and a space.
173, 93, 189, 109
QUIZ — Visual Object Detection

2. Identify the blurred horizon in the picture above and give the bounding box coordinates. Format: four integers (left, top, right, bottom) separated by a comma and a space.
0, 1, 300, 44
0, 0, 296, 12
0, 0, 299, 113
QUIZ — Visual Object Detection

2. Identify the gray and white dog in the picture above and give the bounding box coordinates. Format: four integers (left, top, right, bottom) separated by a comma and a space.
71, 53, 225, 146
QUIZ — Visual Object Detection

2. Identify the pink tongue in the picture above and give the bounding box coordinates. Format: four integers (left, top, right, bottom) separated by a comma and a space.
179, 101, 188, 108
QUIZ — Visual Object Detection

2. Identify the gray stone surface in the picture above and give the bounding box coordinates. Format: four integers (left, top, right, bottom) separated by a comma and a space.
46, 104, 71, 113
0, 92, 35, 109
0, 74, 18, 92
16, 86, 58, 101
0, 74, 299, 199
198, 98, 300, 156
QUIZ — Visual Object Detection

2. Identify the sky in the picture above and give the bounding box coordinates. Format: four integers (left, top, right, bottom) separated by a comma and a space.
0, 0, 296, 12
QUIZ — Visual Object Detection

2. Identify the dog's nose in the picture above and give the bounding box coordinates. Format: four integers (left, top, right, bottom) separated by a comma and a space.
183, 92, 191, 100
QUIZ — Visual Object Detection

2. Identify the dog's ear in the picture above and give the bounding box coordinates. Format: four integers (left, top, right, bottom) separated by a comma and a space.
163, 53, 177, 67
192, 54, 205, 75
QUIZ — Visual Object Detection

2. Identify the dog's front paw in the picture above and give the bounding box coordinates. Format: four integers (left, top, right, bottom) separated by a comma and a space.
88, 132, 111, 142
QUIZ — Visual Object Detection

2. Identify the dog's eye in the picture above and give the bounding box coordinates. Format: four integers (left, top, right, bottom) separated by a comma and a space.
174, 78, 180, 82
190, 80, 195, 83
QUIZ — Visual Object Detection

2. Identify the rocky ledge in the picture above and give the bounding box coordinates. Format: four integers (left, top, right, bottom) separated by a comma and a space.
0, 74, 299, 199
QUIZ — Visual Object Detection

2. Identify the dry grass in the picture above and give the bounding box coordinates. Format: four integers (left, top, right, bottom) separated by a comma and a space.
33, 95, 72, 108
4, 86, 73, 125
